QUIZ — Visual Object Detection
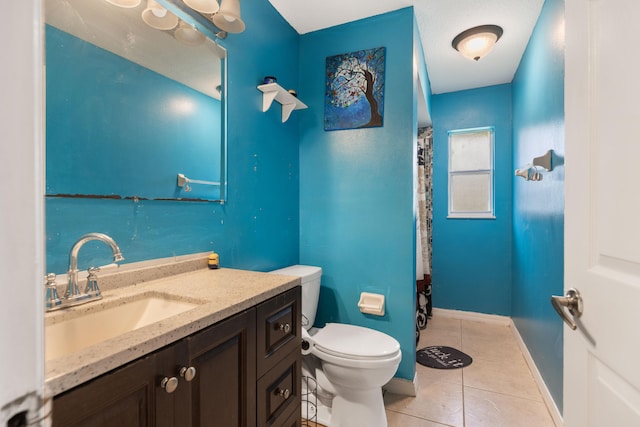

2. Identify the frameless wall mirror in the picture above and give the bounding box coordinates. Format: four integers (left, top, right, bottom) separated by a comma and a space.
45, 0, 227, 202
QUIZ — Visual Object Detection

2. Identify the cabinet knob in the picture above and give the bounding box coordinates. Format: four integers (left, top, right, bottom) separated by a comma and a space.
160, 376, 179, 393
276, 388, 291, 400
180, 366, 197, 382
278, 323, 291, 333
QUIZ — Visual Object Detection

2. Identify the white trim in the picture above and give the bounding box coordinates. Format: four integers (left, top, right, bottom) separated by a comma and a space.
433, 308, 563, 426
383, 372, 418, 397
431, 307, 511, 326
510, 321, 564, 427
447, 213, 496, 220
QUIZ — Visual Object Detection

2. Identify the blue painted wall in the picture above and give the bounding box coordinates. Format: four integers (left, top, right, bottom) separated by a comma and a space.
414, 20, 431, 125
431, 84, 513, 315
298, 8, 418, 381
45, 0, 301, 274
511, 0, 565, 412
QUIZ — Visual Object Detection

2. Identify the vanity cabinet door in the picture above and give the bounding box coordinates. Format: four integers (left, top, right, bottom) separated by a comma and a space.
154, 340, 191, 427
187, 308, 257, 427
52, 354, 156, 427
52, 342, 190, 427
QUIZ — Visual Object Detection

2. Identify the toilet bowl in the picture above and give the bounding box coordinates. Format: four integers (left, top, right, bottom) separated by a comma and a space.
306, 323, 401, 426
270, 265, 402, 427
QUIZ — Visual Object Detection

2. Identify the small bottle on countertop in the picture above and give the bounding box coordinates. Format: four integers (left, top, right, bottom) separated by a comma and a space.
208, 252, 219, 269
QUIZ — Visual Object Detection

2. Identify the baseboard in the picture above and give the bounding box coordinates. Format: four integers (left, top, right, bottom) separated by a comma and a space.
510, 321, 564, 427
432, 307, 563, 427
431, 307, 511, 326
383, 372, 418, 397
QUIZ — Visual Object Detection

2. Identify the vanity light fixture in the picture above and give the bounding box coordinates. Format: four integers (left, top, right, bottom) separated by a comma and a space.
105, 0, 242, 38
174, 21, 206, 46
452, 25, 503, 61
212, 0, 245, 33
104, 0, 142, 7
184, 0, 220, 14
141, 0, 179, 30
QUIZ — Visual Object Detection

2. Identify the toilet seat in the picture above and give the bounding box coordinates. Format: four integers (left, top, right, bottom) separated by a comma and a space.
312, 323, 401, 361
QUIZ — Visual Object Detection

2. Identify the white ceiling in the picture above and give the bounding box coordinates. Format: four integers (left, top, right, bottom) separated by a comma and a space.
268, 0, 544, 95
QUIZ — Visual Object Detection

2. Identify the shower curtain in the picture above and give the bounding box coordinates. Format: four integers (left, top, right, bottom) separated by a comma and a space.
417, 127, 432, 278
416, 127, 433, 336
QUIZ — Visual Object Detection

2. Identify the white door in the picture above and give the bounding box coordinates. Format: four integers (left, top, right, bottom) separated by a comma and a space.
0, 0, 46, 424
564, 0, 640, 425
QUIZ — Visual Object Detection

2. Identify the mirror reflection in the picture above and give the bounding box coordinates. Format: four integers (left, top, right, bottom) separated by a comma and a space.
45, 0, 226, 202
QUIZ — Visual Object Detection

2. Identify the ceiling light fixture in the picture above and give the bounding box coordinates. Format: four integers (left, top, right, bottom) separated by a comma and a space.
452, 25, 503, 61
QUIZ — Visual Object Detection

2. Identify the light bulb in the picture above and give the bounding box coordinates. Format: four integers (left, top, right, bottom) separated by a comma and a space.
151, 7, 167, 18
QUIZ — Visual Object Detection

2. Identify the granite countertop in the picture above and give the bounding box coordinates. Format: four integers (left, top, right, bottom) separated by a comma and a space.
45, 264, 300, 396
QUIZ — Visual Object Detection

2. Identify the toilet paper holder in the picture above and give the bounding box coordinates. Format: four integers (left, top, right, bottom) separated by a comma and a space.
358, 292, 385, 316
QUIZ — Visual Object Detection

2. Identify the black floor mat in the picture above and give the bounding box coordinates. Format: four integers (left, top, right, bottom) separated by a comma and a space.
416, 346, 473, 369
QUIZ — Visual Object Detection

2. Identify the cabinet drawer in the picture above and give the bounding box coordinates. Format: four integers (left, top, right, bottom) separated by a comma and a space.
280, 408, 303, 427
257, 348, 301, 427
256, 286, 301, 376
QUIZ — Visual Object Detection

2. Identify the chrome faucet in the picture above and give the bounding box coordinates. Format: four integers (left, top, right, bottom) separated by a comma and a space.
65, 232, 124, 301
46, 233, 124, 311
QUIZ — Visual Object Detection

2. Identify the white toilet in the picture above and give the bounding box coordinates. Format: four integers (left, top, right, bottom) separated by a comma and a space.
270, 265, 401, 427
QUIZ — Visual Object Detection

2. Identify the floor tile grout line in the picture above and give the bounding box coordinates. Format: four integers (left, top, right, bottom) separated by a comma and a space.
385, 408, 458, 427
459, 319, 466, 427
462, 384, 546, 403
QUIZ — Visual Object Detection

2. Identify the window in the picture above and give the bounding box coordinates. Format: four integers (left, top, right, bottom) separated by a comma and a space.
448, 127, 495, 218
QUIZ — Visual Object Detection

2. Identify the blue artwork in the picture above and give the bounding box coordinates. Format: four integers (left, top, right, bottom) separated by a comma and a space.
324, 47, 386, 131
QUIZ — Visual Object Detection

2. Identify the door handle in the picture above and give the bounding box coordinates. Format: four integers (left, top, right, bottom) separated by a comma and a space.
550, 288, 583, 330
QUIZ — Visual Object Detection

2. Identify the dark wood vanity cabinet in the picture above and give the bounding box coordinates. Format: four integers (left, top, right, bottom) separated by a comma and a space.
53, 352, 157, 426
256, 287, 302, 427
186, 308, 257, 426
52, 287, 301, 427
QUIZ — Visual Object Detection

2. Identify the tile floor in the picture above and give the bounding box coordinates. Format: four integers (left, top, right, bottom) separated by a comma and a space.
383, 315, 556, 427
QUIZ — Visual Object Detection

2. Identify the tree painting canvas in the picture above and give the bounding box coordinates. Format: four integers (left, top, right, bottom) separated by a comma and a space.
324, 47, 386, 131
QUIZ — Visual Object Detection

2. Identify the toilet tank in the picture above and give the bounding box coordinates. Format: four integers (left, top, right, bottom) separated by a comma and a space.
269, 265, 322, 330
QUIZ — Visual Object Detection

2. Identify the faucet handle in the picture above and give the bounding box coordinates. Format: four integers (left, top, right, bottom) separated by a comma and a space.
84, 267, 102, 299
45, 273, 62, 311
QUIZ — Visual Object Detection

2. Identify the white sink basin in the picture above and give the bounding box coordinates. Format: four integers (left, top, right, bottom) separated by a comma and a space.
45, 293, 200, 361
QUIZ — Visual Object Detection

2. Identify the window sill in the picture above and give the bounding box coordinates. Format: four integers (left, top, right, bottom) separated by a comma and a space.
447, 214, 496, 220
